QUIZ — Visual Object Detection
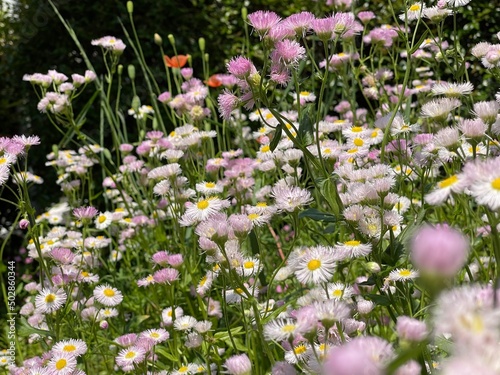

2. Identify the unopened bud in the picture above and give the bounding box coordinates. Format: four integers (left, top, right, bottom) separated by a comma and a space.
168, 34, 175, 46
127, 1, 133, 13
131, 95, 140, 112
19, 219, 29, 230
128, 65, 136, 80
365, 262, 381, 273
198, 37, 205, 52
117, 64, 123, 75
154, 33, 162, 46
241, 7, 248, 20
204, 53, 209, 64
100, 320, 109, 329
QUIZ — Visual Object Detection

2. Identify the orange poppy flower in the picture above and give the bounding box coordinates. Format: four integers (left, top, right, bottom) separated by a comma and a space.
164, 54, 189, 68
206, 74, 222, 88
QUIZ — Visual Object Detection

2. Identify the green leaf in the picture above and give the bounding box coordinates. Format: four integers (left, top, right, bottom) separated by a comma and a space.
75, 89, 100, 128
154, 346, 179, 362
17, 318, 53, 338
409, 30, 429, 55
298, 208, 336, 222
386, 342, 428, 374
364, 293, 391, 306
298, 105, 314, 146
318, 178, 341, 216
269, 124, 282, 152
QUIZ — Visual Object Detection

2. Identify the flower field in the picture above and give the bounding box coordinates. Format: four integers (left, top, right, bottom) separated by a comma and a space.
2, 0, 500, 374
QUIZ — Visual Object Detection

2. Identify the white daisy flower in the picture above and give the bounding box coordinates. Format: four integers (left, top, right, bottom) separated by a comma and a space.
195, 181, 224, 195
173, 315, 198, 331
180, 197, 228, 226
425, 174, 467, 206
294, 246, 336, 284
115, 346, 146, 367
47, 352, 77, 375
52, 339, 88, 357
94, 211, 113, 230
162, 306, 184, 326
388, 268, 419, 282
285, 343, 311, 364
93, 284, 123, 306
35, 288, 67, 313
431, 81, 474, 97
140, 328, 170, 343
264, 318, 299, 341
334, 240, 372, 258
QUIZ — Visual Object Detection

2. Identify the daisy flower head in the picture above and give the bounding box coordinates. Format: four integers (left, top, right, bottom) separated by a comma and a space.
224, 354, 252, 375
180, 197, 228, 226
462, 157, 500, 210
140, 328, 170, 343
52, 339, 88, 357
115, 346, 147, 368
431, 81, 474, 97
47, 352, 77, 375
421, 98, 461, 122
247, 10, 281, 38
294, 246, 336, 284
93, 284, 123, 306
91, 36, 126, 54
94, 211, 113, 230
35, 288, 67, 314
388, 268, 419, 282
264, 318, 299, 342
271, 183, 313, 212
410, 223, 469, 277
334, 239, 372, 259
399, 3, 427, 21
173, 315, 198, 331
424, 174, 467, 206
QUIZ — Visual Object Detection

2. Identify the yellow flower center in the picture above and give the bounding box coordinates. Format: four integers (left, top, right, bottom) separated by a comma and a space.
81, 271, 89, 277
55, 359, 67, 370
199, 276, 207, 286
179, 366, 189, 372
45, 294, 56, 303
282, 324, 296, 333
248, 213, 260, 221
244, 261, 254, 269
205, 182, 216, 188
294, 345, 307, 354
332, 289, 343, 298
125, 351, 136, 359
103, 288, 115, 297
398, 269, 412, 277
409, 4, 421, 11
300, 91, 310, 96
63, 344, 76, 352
197, 200, 209, 210
344, 240, 361, 246
438, 175, 458, 189
353, 138, 364, 147
256, 202, 267, 207
265, 113, 274, 120
98, 215, 106, 223
491, 177, 500, 190
261, 145, 270, 153
150, 332, 160, 338
307, 259, 321, 271
351, 126, 363, 132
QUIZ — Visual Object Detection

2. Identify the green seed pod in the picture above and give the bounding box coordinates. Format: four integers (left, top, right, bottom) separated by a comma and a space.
127, 65, 136, 80
198, 37, 205, 52
131, 95, 140, 112
127, 1, 133, 13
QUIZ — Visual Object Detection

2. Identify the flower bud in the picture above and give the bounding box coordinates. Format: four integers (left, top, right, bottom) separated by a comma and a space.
131, 95, 140, 112
365, 262, 381, 273
100, 320, 109, 329
154, 33, 163, 46
198, 37, 205, 52
168, 34, 175, 46
117, 64, 123, 75
127, 65, 135, 80
241, 7, 247, 20
126, 1, 133, 13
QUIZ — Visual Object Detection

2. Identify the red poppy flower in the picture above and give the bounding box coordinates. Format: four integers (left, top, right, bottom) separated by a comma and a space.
164, 55, 189, 68
206, 74, 222, 88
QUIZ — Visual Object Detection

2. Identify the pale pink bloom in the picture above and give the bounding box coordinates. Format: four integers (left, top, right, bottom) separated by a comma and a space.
462, 156, 500, 210
218, 89, 240, 120
73, 206, 98, 220
224, 354, 252, 375
323, 336, 393, 375
152, 268, 180, 284
396, 316, 428, 342
472, 100, 499, 124
247, 10, 281, 38
459, 118, 487, 137
282, 11, 314, 37
226, 56, 257, 79
91, 36, 126, 53
410, 223, 469, 277
271, 184, 312, 212
357, 11, 375, 23
273, 40, 306, 67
